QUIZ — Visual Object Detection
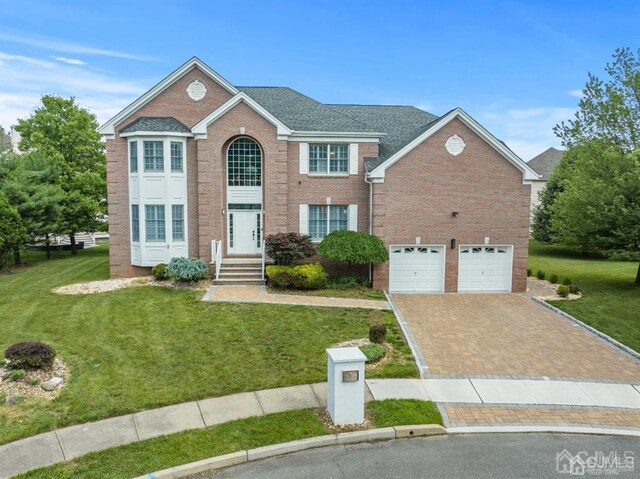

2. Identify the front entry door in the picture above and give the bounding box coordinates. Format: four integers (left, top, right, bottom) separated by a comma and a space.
229, 210, 262, 255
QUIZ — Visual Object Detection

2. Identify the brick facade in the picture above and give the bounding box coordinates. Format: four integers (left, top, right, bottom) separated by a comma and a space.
105, 61, 531, 293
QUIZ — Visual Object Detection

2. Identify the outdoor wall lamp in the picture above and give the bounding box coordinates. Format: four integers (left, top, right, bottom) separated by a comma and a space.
451, 239, 456, 249
451, 211, 459, 217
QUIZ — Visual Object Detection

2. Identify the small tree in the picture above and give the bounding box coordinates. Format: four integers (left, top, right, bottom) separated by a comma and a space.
316, 230, 388, 274
265, 232, 315, 265
0, 195, 27, 269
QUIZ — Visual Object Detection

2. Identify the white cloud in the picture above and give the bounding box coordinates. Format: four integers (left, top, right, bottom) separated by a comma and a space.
482, 106, 575, 160
567, 89, 584, 98
0, 52, 145, 129
52, 56, 86, 66
0, 30, 153, 62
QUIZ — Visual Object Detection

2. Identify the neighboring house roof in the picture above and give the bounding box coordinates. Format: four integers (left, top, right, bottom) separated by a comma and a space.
527, 147, 564, 180
327, 105, 438, 160
237, 87, 379, 133
120, 117, 191, 134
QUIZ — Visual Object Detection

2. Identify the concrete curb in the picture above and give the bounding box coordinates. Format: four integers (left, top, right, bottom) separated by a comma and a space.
530, 297, 640, 364
385, 292, 430, 377
134, 427, 405, 479
135, 422, 640, 479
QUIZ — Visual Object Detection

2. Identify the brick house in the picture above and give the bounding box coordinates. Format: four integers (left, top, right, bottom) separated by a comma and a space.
100, 57, 538, 293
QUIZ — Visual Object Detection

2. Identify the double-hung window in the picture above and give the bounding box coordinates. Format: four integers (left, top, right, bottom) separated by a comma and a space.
172, 205, 184, 241
131, 205, 139, 242
145, 205, 165, 241
129, 141, 138, 173
170, 142, 183, 172
309, 144, 348, 174
308, 205, 348, 241
144, 141, 164, 172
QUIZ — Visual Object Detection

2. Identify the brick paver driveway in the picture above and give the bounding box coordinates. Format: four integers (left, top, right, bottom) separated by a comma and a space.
392, 294, 640, 382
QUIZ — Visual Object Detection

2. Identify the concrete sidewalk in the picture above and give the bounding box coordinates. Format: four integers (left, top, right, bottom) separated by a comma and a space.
2, 379, 640, 478
202, 285, 391, 310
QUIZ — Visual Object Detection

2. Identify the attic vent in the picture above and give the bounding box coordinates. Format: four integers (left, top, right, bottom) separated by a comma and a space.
445, 135, 465, 156
187, 80, 207, 101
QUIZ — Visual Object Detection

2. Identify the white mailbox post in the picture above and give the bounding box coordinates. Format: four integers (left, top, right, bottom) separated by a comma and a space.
326, 347, 367, 425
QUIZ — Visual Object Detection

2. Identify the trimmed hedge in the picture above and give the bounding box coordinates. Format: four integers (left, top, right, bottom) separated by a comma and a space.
167, 257, 209, 282
5, 342, 56, 370
152, 263, 168, 280
266, 263, 327, 290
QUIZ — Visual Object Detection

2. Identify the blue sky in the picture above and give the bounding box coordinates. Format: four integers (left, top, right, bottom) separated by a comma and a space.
1, 0, 638, 159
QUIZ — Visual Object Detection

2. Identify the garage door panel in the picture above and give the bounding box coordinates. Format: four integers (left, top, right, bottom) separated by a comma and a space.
389, 245, 444, 293
458, 246, 512, 292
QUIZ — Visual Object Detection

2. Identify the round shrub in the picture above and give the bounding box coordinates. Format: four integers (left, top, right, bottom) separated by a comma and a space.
569, 284, 581, 295
562, 277, 572, 286
167, 257, 209, 282
549, 273, 558, 284
369, 324, 387, 344
266, 263, 326, 290
556, 284, 570, 298
535, 270, 546, 280
360, 344, 387, 364
265, 232, 315, 266
5, 342, 56, 370
152, 263, 168, 280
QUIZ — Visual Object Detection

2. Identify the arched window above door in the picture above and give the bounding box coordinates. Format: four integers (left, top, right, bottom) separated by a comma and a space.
227, 137, 262, 187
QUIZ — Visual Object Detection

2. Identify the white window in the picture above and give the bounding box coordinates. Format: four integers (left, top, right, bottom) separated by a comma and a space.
145, 205, 166, 241
309, 144, 348, 174
144, 141, 164, 172
171, 142, 183, 172
129, 141, 138, 173
172, 204, 184, 241
309, 205, 348, 241
131, 205, 139, 242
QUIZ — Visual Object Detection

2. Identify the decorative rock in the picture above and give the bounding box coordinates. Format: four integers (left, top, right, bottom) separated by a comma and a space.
5, 395, 18, 405
41, 377, 63, 391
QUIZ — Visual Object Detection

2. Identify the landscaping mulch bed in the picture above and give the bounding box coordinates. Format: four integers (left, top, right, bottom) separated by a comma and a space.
0, 358, 69, 402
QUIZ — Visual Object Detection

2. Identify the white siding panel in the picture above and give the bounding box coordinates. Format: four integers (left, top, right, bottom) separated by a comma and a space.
348, 204, 358, 231
299, 204, 309, 235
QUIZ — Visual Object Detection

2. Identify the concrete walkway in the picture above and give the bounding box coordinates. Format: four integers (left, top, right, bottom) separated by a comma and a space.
3, 379, 640, 478
202, 285, 391, 310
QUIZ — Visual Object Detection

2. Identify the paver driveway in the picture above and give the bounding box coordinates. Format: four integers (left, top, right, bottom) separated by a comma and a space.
392, 294, 640, 382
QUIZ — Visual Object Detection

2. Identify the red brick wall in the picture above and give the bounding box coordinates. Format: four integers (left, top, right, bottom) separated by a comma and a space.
371, 118, 530, 292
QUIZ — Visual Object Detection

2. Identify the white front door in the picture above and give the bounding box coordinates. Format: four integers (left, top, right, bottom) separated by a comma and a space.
228, 210, 262, 255
458, 246, 513, 292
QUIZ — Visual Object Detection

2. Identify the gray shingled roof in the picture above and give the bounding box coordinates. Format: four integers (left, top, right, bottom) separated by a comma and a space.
327, 105, 439, 160
527, 147, 564, 180
237, 87, 380, 133
120, 117, 191, 134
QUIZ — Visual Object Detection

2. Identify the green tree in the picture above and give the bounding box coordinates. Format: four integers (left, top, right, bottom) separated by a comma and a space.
0, 195, 27, 269
15, 95, 106, 254
316, 230, 388, 276
0, 151, 64, 262
554, 47, 640, 151
550, 140, 640, 283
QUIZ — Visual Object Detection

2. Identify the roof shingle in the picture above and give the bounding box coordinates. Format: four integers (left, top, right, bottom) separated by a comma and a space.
527, 147, 564, 180
120, 117, 191, 134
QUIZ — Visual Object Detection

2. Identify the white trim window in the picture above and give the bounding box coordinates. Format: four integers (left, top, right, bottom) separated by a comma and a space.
145, 205, 166, 241
309, 144, 348, 174
129, 141, 138, 173
172, 204, 184, 241
131, 204, 140, 242
143, 141, 164, 172
170, 141, 183, 172
309, 205, 348, 241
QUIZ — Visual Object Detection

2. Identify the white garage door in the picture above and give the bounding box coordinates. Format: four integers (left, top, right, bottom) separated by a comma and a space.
458, 246, 512, 292
389, 246, 445, 293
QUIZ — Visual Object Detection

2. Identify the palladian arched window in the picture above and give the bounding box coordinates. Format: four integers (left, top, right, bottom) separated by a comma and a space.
227, 137, 262, 186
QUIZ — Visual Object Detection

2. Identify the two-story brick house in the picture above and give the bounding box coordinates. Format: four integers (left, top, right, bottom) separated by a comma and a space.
100, 57, 538, 293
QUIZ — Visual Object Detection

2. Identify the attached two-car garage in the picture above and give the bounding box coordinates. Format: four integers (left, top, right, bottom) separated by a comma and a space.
388, 244, 513, 293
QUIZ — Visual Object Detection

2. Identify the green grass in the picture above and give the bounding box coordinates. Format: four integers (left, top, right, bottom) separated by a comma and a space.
529, 240, 640, 353
18, 400, 442, 479
0, 246, 417, 445
266, 286, 387, 300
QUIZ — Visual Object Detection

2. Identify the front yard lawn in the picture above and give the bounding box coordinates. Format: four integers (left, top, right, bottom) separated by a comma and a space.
529, 240, 640, 353
0, 246, 417, 445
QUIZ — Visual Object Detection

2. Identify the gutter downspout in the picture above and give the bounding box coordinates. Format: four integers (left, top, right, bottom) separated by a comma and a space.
364, 173, 374, 286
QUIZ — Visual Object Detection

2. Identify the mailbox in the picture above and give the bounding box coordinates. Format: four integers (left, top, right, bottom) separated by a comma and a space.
326, 347, 366, 425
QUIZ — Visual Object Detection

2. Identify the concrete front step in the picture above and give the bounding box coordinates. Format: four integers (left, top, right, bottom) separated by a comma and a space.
212, 279, 266, 285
